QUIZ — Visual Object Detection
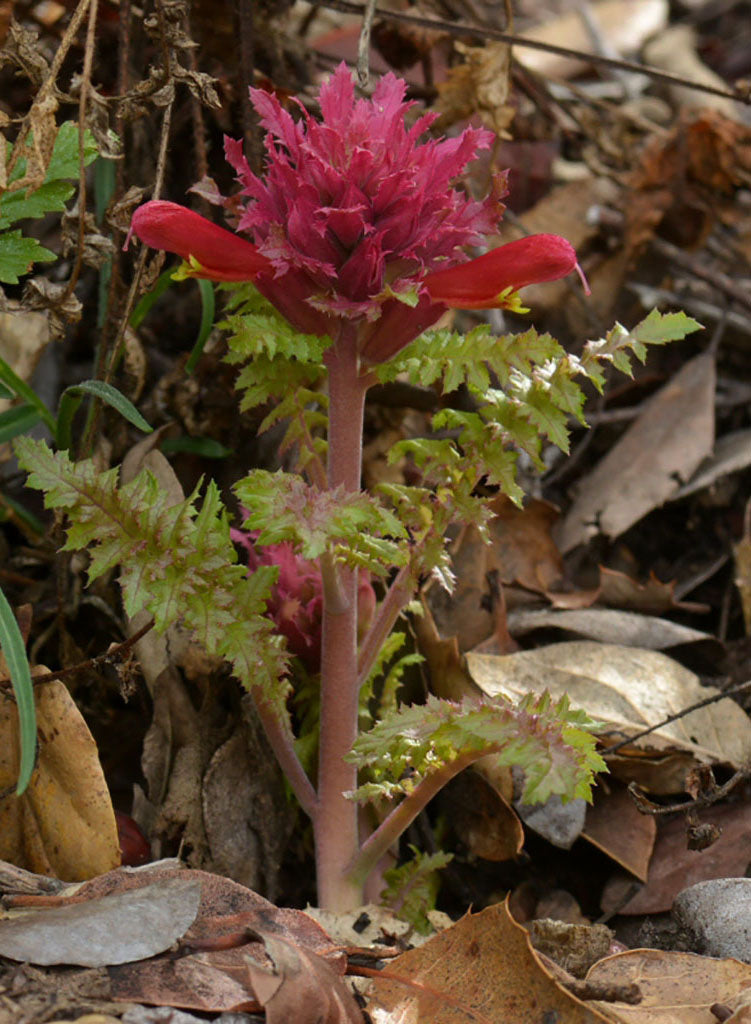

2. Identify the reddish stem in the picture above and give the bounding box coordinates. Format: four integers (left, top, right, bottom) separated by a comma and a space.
315, 327, 370, 910
349, 749, 488, 889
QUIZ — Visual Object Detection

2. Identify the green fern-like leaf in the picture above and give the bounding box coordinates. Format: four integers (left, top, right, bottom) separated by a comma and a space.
15, 437, 289, 715
349, 693, 606, 806
381, 845, 453, 934
581, 309, 702, 391
234, 469, 408, 575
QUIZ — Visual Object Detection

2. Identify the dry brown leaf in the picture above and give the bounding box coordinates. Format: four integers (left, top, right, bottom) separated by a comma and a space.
101, 865, 340, 1013
465, 641, 751, 773
367, 899, 611, 1023
245, 930, 363, 1024
598, 567, 708, 615
600, 800, 751, 916
586, 948, 751, 1023
624, 110, 751, 255
557, 352, 716, 553
582, 784, 656, 883
442, 770, 523, 862
515, 0, 667, 78
672, 428, 751, 501
435, 42, 514, 136
0, 677, 120, 880
424, 496, 564, 652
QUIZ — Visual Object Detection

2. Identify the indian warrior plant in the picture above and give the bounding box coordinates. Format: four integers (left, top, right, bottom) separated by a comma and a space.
16, 65, 699, 911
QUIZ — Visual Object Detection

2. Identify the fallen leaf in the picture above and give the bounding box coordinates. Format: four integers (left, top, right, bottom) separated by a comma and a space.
624, 110, 751, 256
466, 641, 751, 772
245, 930, 363, 1024
104, 865, 344, 1014
557, 352, 716, 553
598, 568, 709, 616
515, 0, 668, 78
507, 607, 711, 650
367, 899, 610, 1023
600, 800, 751, 916
586, 948, 751, 1023
0, 876, 201, 967
442, 770, 524, 862
672, 428, 751, 500
424, 496, 564, 652
583, 784, 656, 882
0, 677, 121, 880
435, 41, 514, 136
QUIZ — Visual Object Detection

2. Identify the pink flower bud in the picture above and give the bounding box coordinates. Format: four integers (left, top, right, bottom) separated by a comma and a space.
128, 200, 271, 282
424, 234, 588, 310
232, 527, 375, 673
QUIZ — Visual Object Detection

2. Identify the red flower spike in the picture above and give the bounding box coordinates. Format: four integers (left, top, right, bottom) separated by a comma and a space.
129, 200, 271, 282
129, 68, 588, 360
424, 234, 586, 310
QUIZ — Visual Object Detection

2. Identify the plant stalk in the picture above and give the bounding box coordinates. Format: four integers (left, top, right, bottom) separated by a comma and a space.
315, 329, 369, 910
349, 749, 485, 889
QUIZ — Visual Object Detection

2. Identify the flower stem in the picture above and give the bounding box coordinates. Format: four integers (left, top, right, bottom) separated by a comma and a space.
251, 688, 317, 819
357, 562, 414, 685
315, 329, 369, 910
348, 750, 487, 890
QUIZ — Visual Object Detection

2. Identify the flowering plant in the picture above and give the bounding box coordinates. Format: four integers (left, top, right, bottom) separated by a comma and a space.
17, 66, 698, 912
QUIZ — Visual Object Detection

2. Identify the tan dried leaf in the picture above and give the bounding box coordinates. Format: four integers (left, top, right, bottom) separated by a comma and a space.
0, 676, 120, 880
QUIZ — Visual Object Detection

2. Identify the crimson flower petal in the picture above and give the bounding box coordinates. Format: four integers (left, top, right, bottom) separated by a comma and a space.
424, 234, 581, 310
129, 200, 271, 282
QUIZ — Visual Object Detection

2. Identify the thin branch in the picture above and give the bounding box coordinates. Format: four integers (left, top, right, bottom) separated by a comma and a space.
356, 0, 377, 88
316, 0, 751, 106
251, 689, 317, 817
61, 0, 100, 303
357, 562, 413, 685
0, 616, 155, 693
605, 678, 751, 755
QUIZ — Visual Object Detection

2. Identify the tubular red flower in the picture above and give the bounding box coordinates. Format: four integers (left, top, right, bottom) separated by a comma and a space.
424, 234, 583, 310
129, 200, 271, 282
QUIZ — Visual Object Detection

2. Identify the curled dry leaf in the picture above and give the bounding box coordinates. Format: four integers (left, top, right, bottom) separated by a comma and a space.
245, 930, 363, 1024
507, 607, 711, 651
601, 800, 751, 916
0, 676, 120, 880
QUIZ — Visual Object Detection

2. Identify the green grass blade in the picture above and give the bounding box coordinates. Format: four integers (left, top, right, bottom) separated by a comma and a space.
129, 267, 176, 330
0, 404, 42, 444
185, 279, 216, 374
0, 357, 56, 433
57, 380, 153, 449
0, 585, 37, 795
